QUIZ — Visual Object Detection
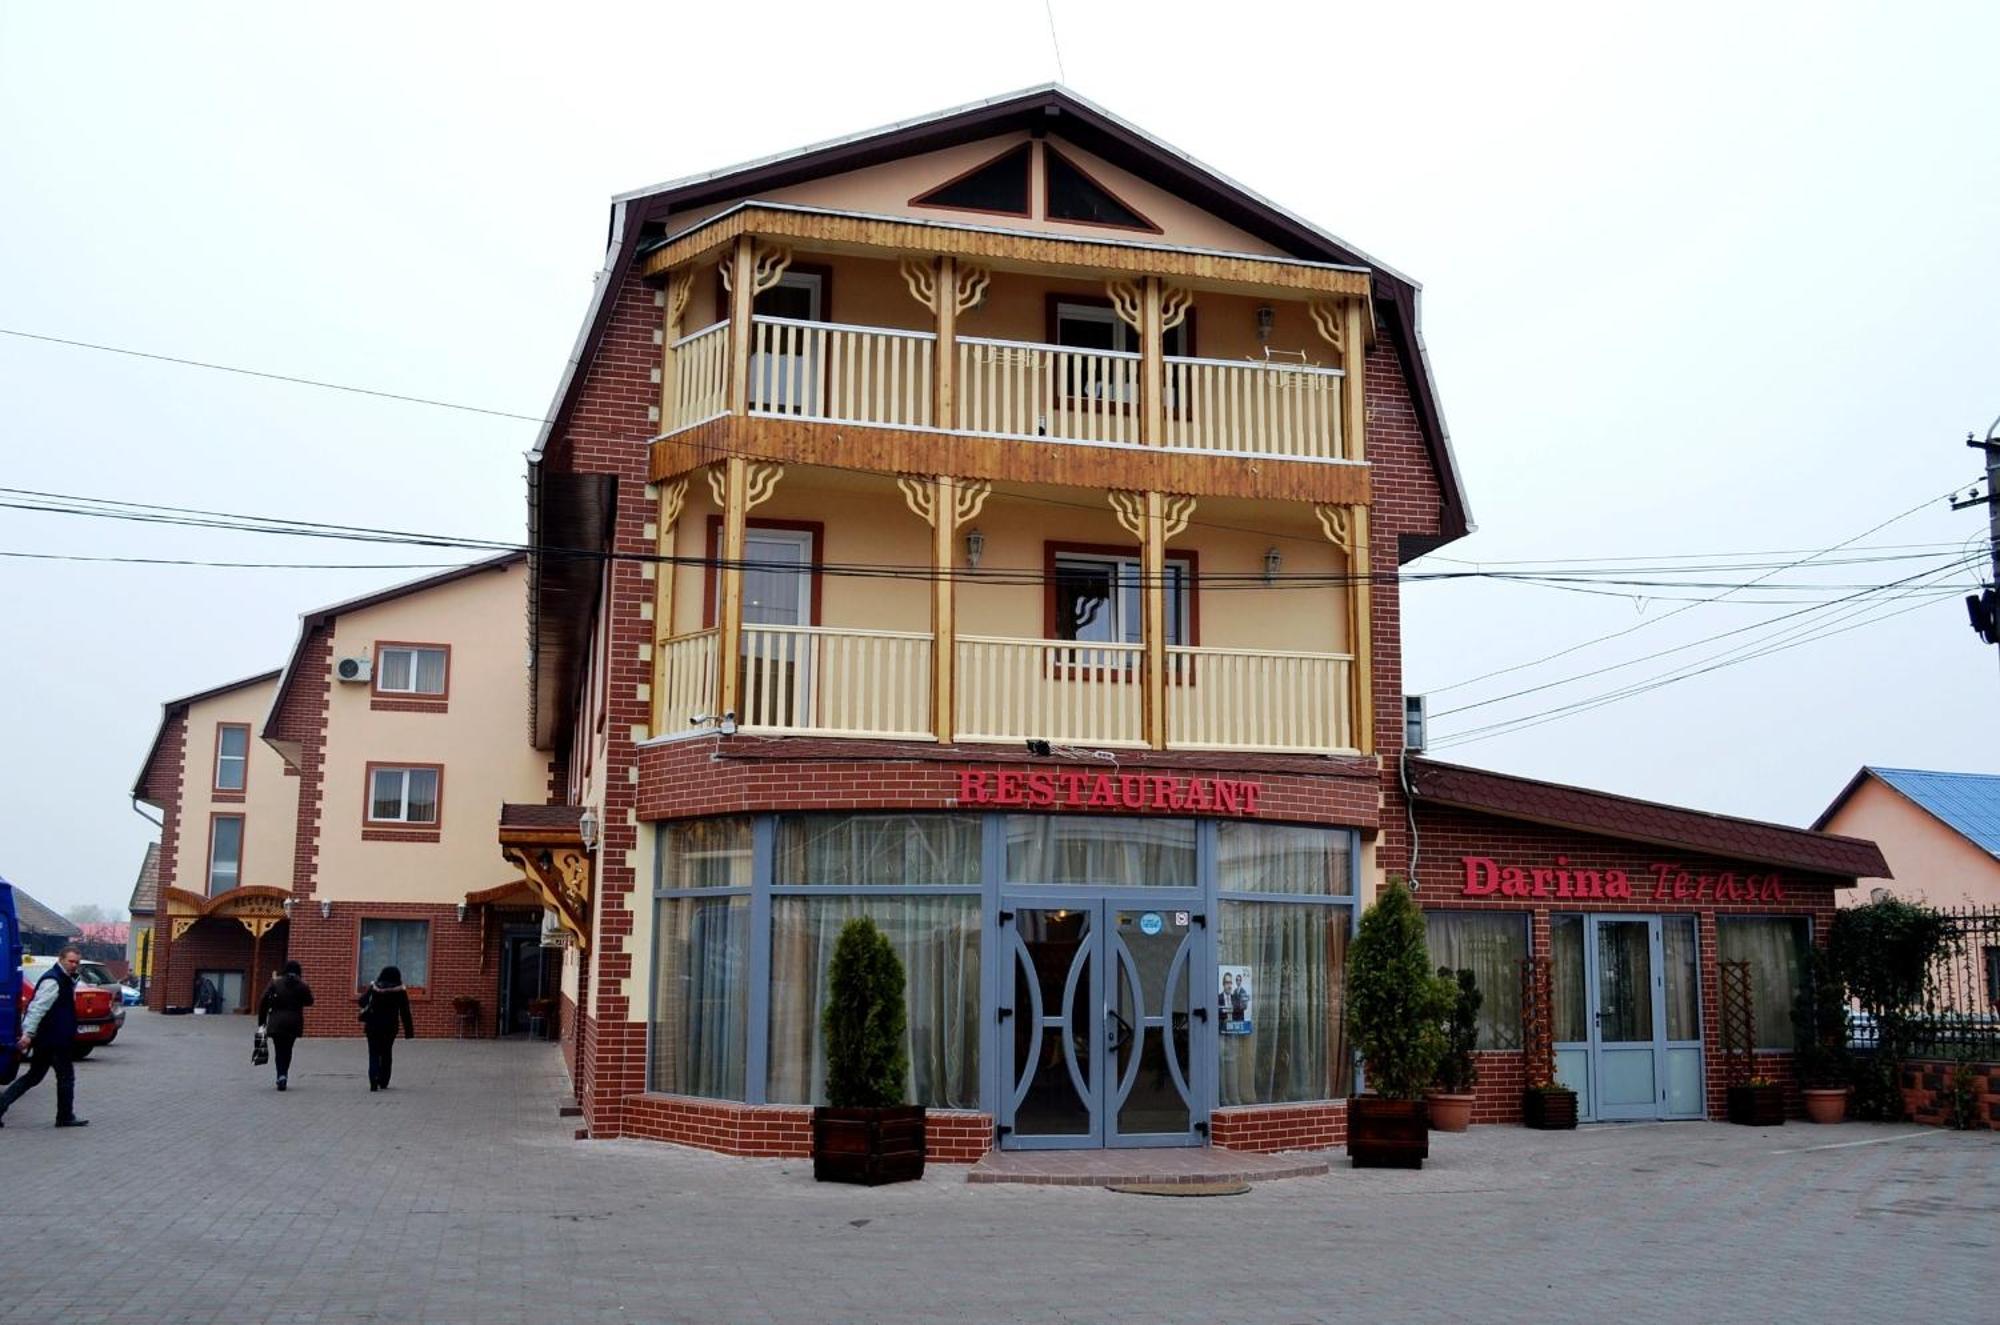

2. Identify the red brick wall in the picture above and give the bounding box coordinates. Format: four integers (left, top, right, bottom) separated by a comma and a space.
157, 915, 286, 1012
270, 625, 333, 906
1900, 1059, 2000, 1130
618, 1094, 993, 1161
278, 902, 496, 1038
143, 711, 189, 1012
1212, 1100, 1348, 1152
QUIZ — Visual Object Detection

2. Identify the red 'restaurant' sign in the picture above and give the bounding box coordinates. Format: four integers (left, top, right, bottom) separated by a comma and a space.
1459, 856, 1788, 903
958, 769, 1263, 816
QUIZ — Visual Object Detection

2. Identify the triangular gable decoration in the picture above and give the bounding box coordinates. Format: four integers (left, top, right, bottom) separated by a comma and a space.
911, 142, 1032, 216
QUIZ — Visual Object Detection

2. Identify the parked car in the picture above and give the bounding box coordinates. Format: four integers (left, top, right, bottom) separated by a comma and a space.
18, 956, 124, 1057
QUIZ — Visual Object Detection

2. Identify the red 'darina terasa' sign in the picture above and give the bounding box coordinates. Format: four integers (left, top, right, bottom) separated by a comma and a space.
1460, 856, 1788, 903
958, 769, 1264, 816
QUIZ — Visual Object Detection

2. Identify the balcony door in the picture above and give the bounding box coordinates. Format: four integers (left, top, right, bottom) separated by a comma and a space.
750, 271, 826, 416
739, 528, 816, 730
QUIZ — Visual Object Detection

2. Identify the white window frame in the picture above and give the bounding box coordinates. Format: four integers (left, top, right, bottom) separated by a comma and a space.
1052, 551, 1193, 646
368, 766, 441, 825
376, 645, 449, 696
214, 724, 249, 791
207, 815, 244, 895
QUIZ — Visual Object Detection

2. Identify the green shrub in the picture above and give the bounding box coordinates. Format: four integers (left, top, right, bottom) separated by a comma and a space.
1435, 967, 1482, 1095
1831, 899, 1952, 1121
1790, 944, 1850, 1090
1345, 882, 1454, 1100
821, 917, 909, 1109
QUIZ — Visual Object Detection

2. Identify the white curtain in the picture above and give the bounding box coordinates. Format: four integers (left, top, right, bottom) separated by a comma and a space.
765, 895, 981, 1108
1217, 901, 1350, 1104
1005, 815, 1196, 886
1425, 910, 1526, 1050
1217, 822, 1351, 895
1717, 917, 1807, 1049
774, 814, 981, 886
651, 896, 749, 1098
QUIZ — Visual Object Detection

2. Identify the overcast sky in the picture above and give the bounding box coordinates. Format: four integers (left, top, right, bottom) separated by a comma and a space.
2, 2, 1995, 918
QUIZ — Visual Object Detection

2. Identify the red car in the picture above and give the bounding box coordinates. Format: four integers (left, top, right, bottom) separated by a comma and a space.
17, 959, 122, 1058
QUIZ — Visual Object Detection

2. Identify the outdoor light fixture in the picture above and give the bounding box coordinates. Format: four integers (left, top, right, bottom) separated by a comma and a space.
578, 806, 600, 852
1264, 547, 1282, 584
319, 900, 332, 920
456, 902, 468, 923
965, 527, 985, 569
281, 896, 294, 919
1255, 305, 1275, 343
718, 711, 739, 736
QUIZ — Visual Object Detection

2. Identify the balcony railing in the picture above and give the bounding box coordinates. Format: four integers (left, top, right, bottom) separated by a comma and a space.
663, 316, 1348, 463
738, 624, 932, 739
1165, 645, 1354, 754
658, 627, 1356, 754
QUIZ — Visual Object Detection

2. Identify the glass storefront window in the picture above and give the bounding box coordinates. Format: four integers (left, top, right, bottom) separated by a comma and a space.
1217, 822, 1352, 895
1717, 916, 1808, 1049
1424, 911, 1526, 1050
1005, 815, 1196, 886
651, 895, 749, 1098
1550, 914, 1587, 1043
661, 817, 753, 888
1218, 901, 1351, 1104
766, 895, 980, 1107
774, 814, 981, 886
1663, 915, 1699, 1041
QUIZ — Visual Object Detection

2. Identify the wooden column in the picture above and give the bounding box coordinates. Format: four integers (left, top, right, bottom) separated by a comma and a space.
1352, 503, 1375, 754
648, 478, 689, 737
1142, 490, 1168, 750
716, 457, 749, 722
726, 236, 755, 416
1342, 297, 1366, 464
932, 475, 957, 743
658, 270, 691, 435
934, 256, 958, 430
1140, 277, 1165, 447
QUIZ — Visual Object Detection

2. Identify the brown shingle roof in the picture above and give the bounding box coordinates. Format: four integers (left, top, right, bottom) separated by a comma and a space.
1407, 758, 1891, 880
129, 843, 161, 915
498, 803, 584, 833
4, 881, 77, 939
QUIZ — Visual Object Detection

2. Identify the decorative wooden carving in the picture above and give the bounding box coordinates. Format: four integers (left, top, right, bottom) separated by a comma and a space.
1315, 502, 1352, 551
666, 269, 694, 329
741, 460, 783, 512
1105, 279, 1144, 331
899, 474, 991, 529
902, 258, 991, 315
1159, 493, 1195, 542
897, 474, 936, 526
501, 844, 593, 952
171, 917, 197, 941
1309, 300, 1343, 353
658, 476, 689, 534
1108, 489, 1146, 540
1159, 284, 1193, 333
718, 241, 792, 295
954, 477, 992, 527
954, 264, 990, 314
706, 464, 728, 509
899, 257, 937, 311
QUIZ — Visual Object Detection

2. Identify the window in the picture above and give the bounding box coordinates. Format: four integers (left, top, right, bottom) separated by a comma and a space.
358, 918, 430, 990
1005, 815, 1196, 887
1052, 300, 1190, 359
213, 724, 249, 792
375, 644, 448, 696
1050, 549, 1193, 648
206, 814, 244, 895
748, 271, 828, 416
367, 765, 441, 825
1044, 146, 1157, 232
1716, 916, 1809, 1050
1425, 911, 1527, 1050
910, 142, 1032, 217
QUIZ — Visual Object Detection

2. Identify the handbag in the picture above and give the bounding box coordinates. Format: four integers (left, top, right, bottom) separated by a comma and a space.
251, 1025, 269, 1067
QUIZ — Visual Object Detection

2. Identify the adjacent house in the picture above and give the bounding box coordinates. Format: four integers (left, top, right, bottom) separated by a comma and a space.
5, 880, 78, 958
127, 842, 159, 986
1815, 768, 2000, 909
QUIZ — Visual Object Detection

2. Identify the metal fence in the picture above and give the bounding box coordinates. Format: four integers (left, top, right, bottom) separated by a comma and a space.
1849, 905, 2000, 1056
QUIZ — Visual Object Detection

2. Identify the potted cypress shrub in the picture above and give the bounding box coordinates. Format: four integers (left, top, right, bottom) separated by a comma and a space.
1792, 945, 1851, 1124
812, 917, 925, 1185
1345, 882, 1454, 1168
1427, 967, 1480, 1132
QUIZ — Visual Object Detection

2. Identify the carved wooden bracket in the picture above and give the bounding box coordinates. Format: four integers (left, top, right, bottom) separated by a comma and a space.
708, 461, 784, 513
899, 258, 937, 311
954, 265, 990, 314
1310, 300, 1344, 354
1315, 502, 1353, 553
719, 242, 792, 295
501, 844, 592, 952
1106, 280, 1144, 331
1110, 491, 1196, 542
658, 476, 689, 533
706, 464, 727, 509
901, 258, 990, 314
666, 269, 694, 329
899, 475, 991, 529
1159, 285, 1193, 333
171, 917, 197, 941
1160, 494, 1195, 542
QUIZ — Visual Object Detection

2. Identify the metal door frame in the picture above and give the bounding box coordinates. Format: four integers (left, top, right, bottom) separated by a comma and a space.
1584, 914, 1667, 1121
998, 893, 1206, 1150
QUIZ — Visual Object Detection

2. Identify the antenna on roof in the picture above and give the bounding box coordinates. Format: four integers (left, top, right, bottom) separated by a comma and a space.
1042, 0, 1068, 83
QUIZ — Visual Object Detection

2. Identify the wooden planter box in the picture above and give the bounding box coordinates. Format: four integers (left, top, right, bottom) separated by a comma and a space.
1522, 1088, 1578, 1129
812, 1106, 927, 1186
1347, 1097, 1430, 1169
1726, 1083, 1786, 1127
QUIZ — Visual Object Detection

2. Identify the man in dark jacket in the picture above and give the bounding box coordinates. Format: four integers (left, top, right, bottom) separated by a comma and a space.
256, 960, 315, 1091
0, 944, 88, 1128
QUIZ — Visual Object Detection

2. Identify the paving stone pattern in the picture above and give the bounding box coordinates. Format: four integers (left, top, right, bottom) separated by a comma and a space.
2, 1013, 1995, 1324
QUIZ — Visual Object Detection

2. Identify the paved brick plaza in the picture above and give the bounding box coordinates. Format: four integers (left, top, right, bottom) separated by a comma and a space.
2, 1013, 1993, 1324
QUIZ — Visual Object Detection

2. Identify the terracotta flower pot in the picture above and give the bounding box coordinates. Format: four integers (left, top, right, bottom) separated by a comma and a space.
1427, 1092, 1475, 1132
1802, 1087, 1849, 1124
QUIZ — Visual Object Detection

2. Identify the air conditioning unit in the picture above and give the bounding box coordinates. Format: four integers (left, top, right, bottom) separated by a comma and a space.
335, 656, 372, 684
1404, 694, 1427, 754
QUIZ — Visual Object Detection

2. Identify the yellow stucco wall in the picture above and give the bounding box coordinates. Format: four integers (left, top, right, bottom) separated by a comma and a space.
315, 562, 549, 905
175, 679, 298, 895
1823, 776, 2000, 909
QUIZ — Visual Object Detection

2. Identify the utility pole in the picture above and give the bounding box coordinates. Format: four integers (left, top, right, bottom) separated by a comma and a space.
1953, 414, 2000, 678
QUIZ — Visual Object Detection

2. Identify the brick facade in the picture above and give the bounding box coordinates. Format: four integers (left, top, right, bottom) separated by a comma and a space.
142, 711, 188, 1012
1899, 1059, 2000, 1130
1211, 1101, 1348, 1152
618, 1095, 995, 1162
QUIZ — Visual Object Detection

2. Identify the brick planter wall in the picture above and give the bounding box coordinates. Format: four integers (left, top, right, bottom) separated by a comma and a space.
1212, 1100, 1347, 1152
619, 1095, 993, 1161
1900, 1059, 2000, 1130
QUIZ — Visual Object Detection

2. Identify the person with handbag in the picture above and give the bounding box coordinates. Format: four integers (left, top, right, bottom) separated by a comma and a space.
356, 965, 415, 1091
255, 960, 315, 1092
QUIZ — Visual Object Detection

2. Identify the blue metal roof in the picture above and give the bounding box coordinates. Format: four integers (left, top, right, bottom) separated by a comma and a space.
1870, 768, 2000, 858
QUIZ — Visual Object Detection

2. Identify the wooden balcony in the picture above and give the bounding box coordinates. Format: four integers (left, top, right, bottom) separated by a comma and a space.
655, 626, 1356, 755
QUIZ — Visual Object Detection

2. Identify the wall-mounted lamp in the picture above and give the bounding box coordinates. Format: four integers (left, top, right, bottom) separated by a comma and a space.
964, 527, 985, 570
1255, 305, 1275, 344
281, 896, 294, 919
578, 806, 601, 852
1263, 547, 1282, 584
319, 899, 332, 920
718, 711, 738, 737
456, 902, 468, 923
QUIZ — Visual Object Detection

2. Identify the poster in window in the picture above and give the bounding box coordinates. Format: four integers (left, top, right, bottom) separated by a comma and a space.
1219, 965, 1254, 1036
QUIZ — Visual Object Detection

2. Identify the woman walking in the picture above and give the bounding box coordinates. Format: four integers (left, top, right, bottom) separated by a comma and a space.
256, 960, 315, 1092
356, 965, 415, 1091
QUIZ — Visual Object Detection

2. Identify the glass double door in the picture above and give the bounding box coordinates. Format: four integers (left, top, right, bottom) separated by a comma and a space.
1001, 899, 1205, 1148
1554, 914, 1704, 1122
